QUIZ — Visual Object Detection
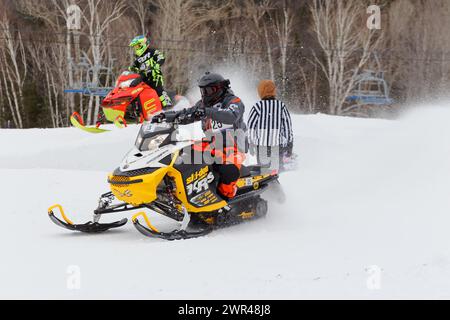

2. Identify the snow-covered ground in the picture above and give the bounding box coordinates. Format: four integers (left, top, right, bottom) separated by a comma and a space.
2, 107, 450, 299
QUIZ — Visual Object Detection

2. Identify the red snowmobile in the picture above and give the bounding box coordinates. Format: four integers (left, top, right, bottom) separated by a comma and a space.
70, 71, 163, 133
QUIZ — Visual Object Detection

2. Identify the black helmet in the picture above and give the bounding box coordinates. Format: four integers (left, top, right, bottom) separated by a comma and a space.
198, 72, 231, 107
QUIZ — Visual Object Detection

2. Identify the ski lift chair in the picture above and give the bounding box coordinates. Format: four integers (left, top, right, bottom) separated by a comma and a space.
346, 70, 393, 106
64, 66, 115, 97
64, 83, 113, 97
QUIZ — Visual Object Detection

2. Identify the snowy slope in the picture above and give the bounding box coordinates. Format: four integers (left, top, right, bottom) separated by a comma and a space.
2, 107, 450, 299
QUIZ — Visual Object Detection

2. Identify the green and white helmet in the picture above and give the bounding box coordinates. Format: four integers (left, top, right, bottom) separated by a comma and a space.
129, 35, 149, 57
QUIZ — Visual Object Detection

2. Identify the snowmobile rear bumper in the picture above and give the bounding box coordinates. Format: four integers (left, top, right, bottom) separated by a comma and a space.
48, 204, 127, 233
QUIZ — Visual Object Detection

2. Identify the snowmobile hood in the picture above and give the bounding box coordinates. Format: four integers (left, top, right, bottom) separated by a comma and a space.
109, 166, 169, 206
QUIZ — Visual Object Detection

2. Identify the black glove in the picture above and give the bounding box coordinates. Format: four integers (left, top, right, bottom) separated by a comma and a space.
129, 78, 142, 88
152, 111, 181, 124
151, 113, 166, 124
164, 111, 181, 123
192, 107, 206, 121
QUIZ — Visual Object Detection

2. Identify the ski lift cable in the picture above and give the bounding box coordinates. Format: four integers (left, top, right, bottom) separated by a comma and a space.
3, 26, 450, 60
2, 35, 450, 64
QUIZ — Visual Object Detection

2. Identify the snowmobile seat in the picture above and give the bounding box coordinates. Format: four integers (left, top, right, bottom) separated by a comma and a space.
240, 165, 263, 178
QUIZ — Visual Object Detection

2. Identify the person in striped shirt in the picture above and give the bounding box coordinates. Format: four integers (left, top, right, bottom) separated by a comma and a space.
247, 80, 294, 171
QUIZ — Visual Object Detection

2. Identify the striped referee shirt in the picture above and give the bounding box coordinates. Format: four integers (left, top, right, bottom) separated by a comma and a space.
247, 98, 294, 147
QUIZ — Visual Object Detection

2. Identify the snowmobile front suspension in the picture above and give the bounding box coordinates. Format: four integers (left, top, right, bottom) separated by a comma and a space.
113, 116, 128, 129
132, 207, 213, 241
92, 192, 146, 216
94, 202, 145, 216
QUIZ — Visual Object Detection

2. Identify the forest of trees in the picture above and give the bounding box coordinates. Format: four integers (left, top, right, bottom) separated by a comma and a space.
0, 0, 449, 128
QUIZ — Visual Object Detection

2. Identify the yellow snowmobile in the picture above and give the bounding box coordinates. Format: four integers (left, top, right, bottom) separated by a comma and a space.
48, 114, 281, 240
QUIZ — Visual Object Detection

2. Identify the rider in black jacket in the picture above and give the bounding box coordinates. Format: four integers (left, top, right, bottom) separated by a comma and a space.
153, 72, 246, 199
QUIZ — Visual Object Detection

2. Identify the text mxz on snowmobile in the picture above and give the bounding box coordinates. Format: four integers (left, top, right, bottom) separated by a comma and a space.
48, 115, 280, 240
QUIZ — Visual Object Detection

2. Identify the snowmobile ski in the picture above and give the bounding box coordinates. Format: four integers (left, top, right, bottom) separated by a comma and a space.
48, 204, 127, 233
132, 212, 213, 241
70, 112, 110, 134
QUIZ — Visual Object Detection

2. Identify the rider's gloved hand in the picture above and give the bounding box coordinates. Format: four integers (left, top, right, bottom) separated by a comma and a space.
164, 111, 181, 123
151, 113, 166, 124
192, 107, 206, 121
129, 78, 142, 88
128, 66, 139, 73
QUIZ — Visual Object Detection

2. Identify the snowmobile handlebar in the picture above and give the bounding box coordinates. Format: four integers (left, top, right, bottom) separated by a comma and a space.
151, 108, 205, 125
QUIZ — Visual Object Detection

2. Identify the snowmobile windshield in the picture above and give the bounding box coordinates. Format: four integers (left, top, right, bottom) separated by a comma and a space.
119, 79, 134, 89
135, 123, 173, 152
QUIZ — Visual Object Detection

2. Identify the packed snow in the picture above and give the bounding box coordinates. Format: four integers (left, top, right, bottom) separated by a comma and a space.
2, 106, 450, 299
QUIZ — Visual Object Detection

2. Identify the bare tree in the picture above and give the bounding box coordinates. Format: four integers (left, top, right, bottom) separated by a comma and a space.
240, 0, 276, 81
0, 16, 28, 128
81, 0, 127, 124
299, 61, 319, 113
0, 70, 4, 125
18, 0, 76, 118
149, 0, 231, 92
272, 0, 295, 95
311, 0, 381, 115
130, 0, 151, 35
19, 0, 127, 125
386, 0, 450, 103
27, 40, 67, 128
